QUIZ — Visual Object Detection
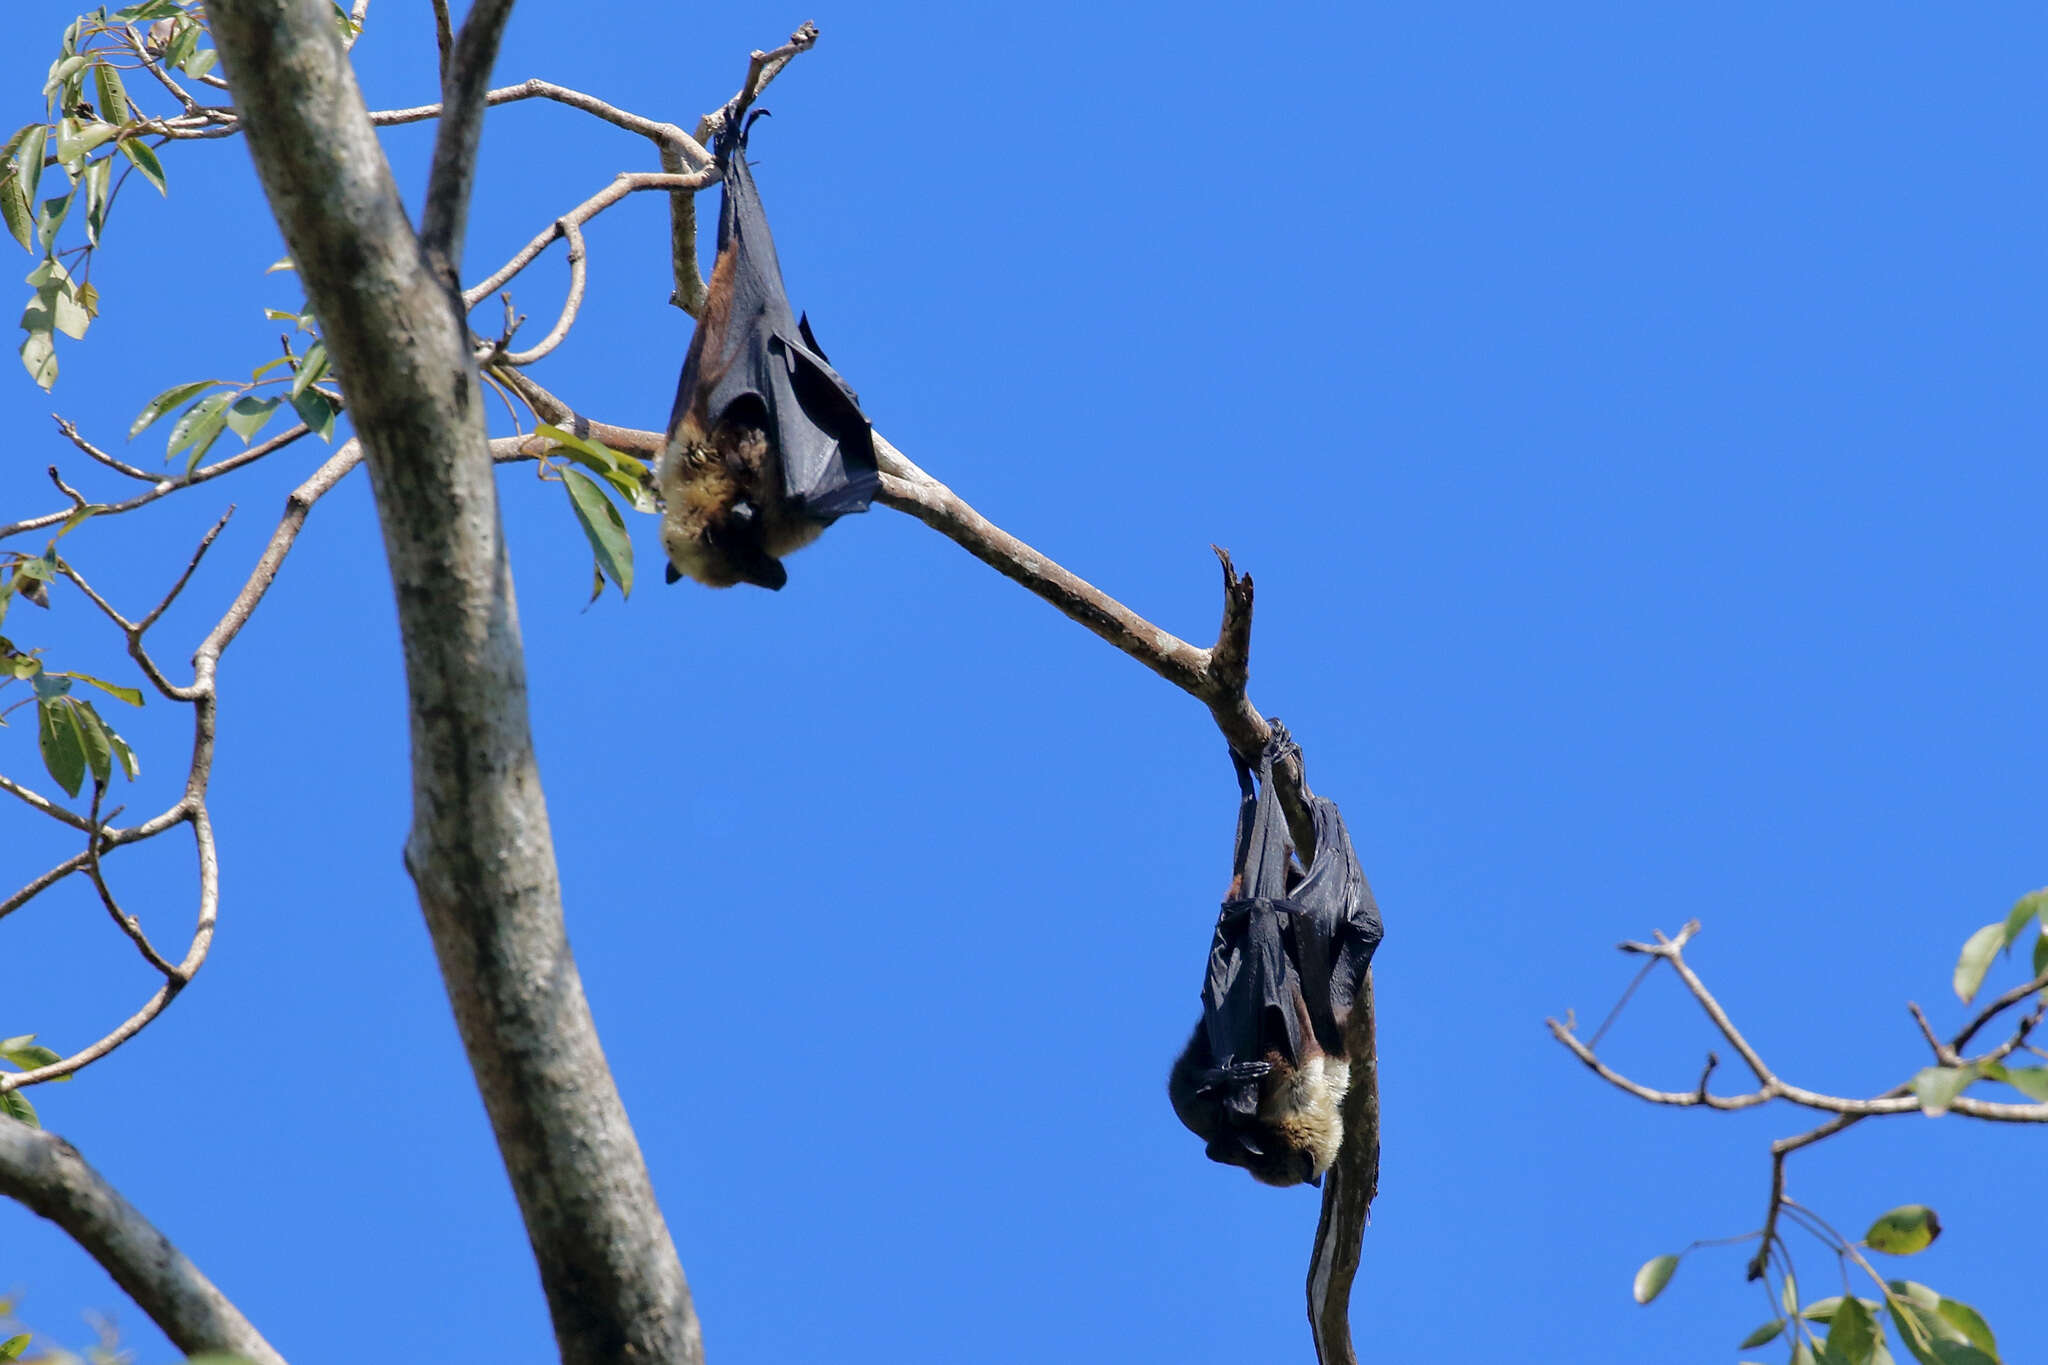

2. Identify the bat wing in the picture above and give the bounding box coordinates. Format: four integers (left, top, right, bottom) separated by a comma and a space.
676, 138, 878, 521
1198, 733, 1383, 1087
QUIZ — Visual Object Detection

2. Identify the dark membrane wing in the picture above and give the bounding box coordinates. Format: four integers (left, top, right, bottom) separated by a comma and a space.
771, 330, 877, 518
669, 132, 878, 520
1200, 899, 1305, 1121
1196, 732, 1385, 1091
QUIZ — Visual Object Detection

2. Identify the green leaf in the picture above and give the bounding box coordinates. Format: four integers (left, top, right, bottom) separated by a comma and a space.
15, 124, 47, 207
82, 153, 112, 245
0, 1089, 37, 1127
42, 54, 92, 101
164, 391, 231, 463
1865, 1205, 1941, 1255
1632, 1253, 1678, 1305
35, 189, 73, 251
181, 47, 218, 79
20, 328, 57, 390
0, 171, 31, 251
56, 119, 114, 166
37, 696, 86, 796
0, 1041, 60, 1071
289, 337, 328, 399
1738, 1320, 1784, 1348
2033, 929, 2048, 985
225, 394, 280, 441
290, 386, 337, 441
111, 0, 185, 20
1804, 1297, 1884, 1323
94, 62, 132, 125
1826, 1296, 1879, 1365
1934, 1298, 1997, 1360
131, 378, 217, 438
1992, 1065, 2048, 1101
65, 673, 142, 707
563, 468, 634, 600
76, 279, 97, 318
0, 1034, 32, 1053
69, 698, 115, 784
1782, 1272, 1799, 1317
1910, 1065, 1976, 1117
108, 728, 139, 780
538, 424, 654, 512
24, 279, 90, 341
164, 19, 199, 73
0, 124, 39, 164
0, 1331, 28, 1361
1954, 922, 2003, 1003
115, 136, 166, 195
1999, 889, 2046, 946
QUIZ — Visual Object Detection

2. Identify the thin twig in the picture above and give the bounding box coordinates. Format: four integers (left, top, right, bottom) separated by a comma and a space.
85, 783, 181, 979
462, 170, 716, 308
371, 78, 710, 167
494, 219, 585, 365
54, 415, 156, 482
1, 422, 312, 543
139, 509, 233, 631
1908, 1001, 1960, 1065
419, 0, 520, 278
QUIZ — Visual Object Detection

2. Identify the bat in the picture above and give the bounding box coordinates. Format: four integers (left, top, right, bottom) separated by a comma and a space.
1167, 731, 1383, 1187
659, 114, 877, 590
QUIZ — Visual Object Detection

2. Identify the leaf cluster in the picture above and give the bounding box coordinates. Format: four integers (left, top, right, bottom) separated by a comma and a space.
6, 1, 196, 390
1636, 1205, 2001, 1364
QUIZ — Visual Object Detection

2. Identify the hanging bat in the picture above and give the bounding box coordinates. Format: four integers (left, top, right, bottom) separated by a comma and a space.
1167, 732, 1383, 1187
660, 115, 877, 590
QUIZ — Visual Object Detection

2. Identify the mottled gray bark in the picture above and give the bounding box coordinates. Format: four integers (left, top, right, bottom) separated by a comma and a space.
0, 1123, 284, 1365
201, 2, 701, 1361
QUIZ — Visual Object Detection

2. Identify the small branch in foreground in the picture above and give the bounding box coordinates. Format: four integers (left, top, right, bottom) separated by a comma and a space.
1552, 918, 2048, 1287
0, 1123, 284, 1365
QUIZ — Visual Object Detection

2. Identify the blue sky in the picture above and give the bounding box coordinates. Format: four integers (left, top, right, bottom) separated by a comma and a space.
4, 5, 2045, 1362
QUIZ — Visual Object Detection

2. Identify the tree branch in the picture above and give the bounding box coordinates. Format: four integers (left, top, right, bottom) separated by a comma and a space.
0, 1123, 284, 1364
202, 2, 702, 1359
418, 0, 518, 271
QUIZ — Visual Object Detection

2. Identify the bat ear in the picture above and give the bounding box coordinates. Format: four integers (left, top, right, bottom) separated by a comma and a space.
665, 562, 683, 585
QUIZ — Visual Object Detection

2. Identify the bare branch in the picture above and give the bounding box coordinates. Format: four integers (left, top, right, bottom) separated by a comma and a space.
491, 219, 585, 366
462, 170, 716, 309
0, 1123, 284, 1363
1950, 967, 2048, 1054
371, 79, 711, 168
54, 415, 156, 482
85, 785, 182, 979
1308, 972, 1379, 1365
139, 509, 234, 631
0, 850, 92, 920
1, 422, 312, 543
420, 0, 529, 270
1908, 1001, 1960, 1065
1548, 1017, 1774, 1109
430, 0, 452, 82
0, 772, 101, 834
695, 21, 820, 146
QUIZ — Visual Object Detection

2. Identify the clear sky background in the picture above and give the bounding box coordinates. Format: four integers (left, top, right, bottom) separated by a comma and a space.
3, 5, 2044, 1363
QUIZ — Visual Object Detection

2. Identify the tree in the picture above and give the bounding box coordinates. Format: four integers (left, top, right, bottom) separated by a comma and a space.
6, 3, 1380, 1360
3, 6, 2043, 1365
